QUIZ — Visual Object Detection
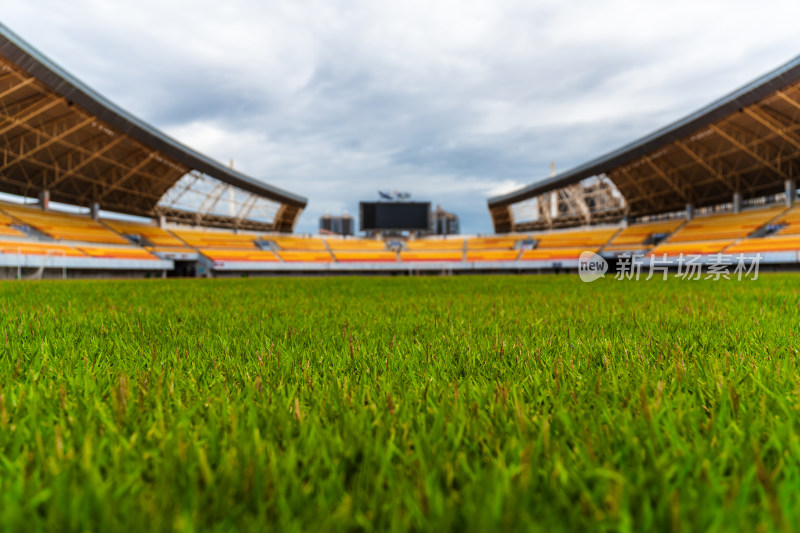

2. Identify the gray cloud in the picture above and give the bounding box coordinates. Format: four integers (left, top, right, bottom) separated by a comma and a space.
4, 0, 800, 233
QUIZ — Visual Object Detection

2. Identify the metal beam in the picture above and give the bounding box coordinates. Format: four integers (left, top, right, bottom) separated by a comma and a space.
642, 157, 689, 201
710, 123, 790, 179
674, 139, 737, 192
744, 105, 800, 152
0, 116, 94, 172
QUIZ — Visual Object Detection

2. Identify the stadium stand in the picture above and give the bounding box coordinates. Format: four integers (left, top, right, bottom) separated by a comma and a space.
773, 205, 800, 236
324, 237, 395, 262
4, 20, 800, 277
333, 251, 398, 262
269, 236, 328, 251
171, 229, 259, 249
0, 240, 84, 257
267, 236, 333, 262
466, 236, 523, 250
277, 251, 334, 262
200, 249, 279, 262
534, 228, 619, 248
400, 250, 464, 262
726, 235, 800, 254
103, 219, 190, 250
405, 239, 465, 251
648, 240, 735, 257
326, 239, 386, 251
603, 219, 685, 252
0, 213, 26, 238
77, 246, 159, 260
520, 248, 592, 261
466, 250, 520, 262
665, 206, 786, 242
0, 203, 128, 244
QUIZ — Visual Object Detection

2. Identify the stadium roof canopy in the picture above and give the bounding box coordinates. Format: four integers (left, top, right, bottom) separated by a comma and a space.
488, 54, 800, 233
0, 22, 307, 232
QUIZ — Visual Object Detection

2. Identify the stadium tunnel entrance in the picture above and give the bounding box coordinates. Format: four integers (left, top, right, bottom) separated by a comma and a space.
169, 260, 199, 278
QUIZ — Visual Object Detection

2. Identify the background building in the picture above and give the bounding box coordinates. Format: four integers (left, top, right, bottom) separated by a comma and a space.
319, 213, 354, 236
430, 205, 459, 235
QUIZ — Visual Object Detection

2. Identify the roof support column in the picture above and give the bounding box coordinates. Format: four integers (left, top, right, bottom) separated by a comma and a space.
90, 202, 100, 221
786, 179, 797, 207
685, 203, 695, 221
38, 189, 49, 211
733, 191, 742, 214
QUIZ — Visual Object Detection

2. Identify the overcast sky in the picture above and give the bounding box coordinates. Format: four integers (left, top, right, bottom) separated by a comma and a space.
4, 1, 800, 233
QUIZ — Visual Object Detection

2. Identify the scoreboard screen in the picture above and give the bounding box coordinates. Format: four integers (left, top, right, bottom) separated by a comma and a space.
359, 202, 430, 231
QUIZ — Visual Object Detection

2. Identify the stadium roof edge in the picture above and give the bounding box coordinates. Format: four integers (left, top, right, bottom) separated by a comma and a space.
0, 22, 307, 209
488, 53, 800, 208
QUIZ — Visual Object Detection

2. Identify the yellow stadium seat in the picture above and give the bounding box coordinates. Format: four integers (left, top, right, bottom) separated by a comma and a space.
667, 206, 786, 242
606, 219, 684, 247
77, 246, 158, 260
406, 239, 465, 251
268, 236, 327, 251
333, 251, 397, 262
726, 236, 800, 254
171, 229, 259, 249
466, 236, 525, 250
400, 251, 463, 262
200, 249, 279, 262
533, 229, 618, 248
773, 204, 800, 236
519, 248, 592, 261
277, 251, 333, 262
648, 240, 734, 256
0, 240, 85, 257
326, 239, 386, 251
0, 203, 128, 244
103, 219, 190, 248
466, 250, 519, 261
0, 225, 25, 238
146, 246, 197, 255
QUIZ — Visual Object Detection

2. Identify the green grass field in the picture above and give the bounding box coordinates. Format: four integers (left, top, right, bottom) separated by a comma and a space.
0, 274, 799, 531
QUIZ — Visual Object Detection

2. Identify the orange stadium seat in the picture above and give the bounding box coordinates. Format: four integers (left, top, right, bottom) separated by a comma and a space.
77, 246, 158, 260
773, 204, 800, 236
519, 248, 591, 261
269, 236, 327, 251
602, 244, 650, 253
534, 228, 618, 248
648, 240, 734, 257
326, 239, 386, 251
466, 236, 525, 250
171, 229, 259, 249
200, 249, 279, 262
146, 246, 198, 255
667, 206, 786, 242
103, 219, 189, 248
0, 225, 25, 238
333, 251, 397, 262
0, 203, 128, 244
277, 251, 333, 262
605, 219, 685, 248
400, 250, 463, 262
726, 235, 800, 254
466, 250, 520, 261
0, 240, 85, 257
406, 239, 465, 251
0, 212, 26, 238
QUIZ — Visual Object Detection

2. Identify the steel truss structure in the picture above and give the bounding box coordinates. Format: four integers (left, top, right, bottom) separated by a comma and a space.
0, 23, 306, 232
489, 55, 800, 233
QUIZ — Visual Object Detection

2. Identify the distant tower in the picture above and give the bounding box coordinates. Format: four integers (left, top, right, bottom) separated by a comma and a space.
319, 212, 354, 236
431, 205, 459, 235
